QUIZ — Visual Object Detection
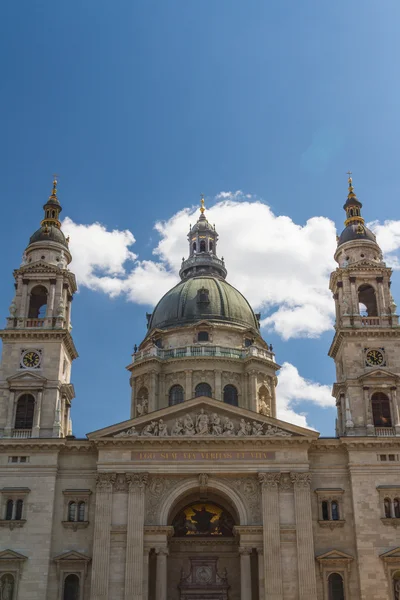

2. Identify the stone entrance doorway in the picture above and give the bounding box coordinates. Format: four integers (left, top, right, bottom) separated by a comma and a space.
179, 557, 229, 600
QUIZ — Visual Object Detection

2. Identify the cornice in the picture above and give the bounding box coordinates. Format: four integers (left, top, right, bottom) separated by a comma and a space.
329, 328, 400, 358
127, 354, 279, 372
93, 436, 313, 448
0, 329, 78, 360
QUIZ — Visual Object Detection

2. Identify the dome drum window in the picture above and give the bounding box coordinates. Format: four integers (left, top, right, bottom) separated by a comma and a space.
169, 385, 184, 406
197, 331, 209, 342
223, 384, 238, 406
195, 383, 212, 398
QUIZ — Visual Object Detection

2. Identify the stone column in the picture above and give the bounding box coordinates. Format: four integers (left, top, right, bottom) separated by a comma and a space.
20, 279, 29, 319
258, 472, 283, 600
47, 279, 56, 318
159, 373, 166, 409
257, 547, 265, 600
155, 547, 169, 600
364, 387, 374, 434
214, 370, 222, 401
185, 370, 193, 401
130, 376, 136, 419
149, 371, 158, 412
377, 277, 386, 315
32, 390, 42, 437
349, 277, 358, 315
239, 547, 252, 600
290, 472, 317, 600
4, 390, 15, 436
90, 473, 116, 600
390, 387, 400, 433
143, 547, 151, 600
125, 473, 148, 600
248, 370, 257, 411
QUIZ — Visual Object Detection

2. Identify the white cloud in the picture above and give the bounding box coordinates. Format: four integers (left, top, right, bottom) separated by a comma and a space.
276, 362, 335, 428
63, 196, 339, 339
368, 219, 400, 269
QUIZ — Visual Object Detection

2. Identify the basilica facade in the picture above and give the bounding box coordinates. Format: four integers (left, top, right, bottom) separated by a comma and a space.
1, 177, 400, 600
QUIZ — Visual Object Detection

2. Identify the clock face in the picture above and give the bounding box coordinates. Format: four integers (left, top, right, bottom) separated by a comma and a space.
22, 350, 41, 369
366, 349, 384, 366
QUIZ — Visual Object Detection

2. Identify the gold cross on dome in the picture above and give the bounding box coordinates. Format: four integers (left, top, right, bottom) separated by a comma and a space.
200, 194, 205, 214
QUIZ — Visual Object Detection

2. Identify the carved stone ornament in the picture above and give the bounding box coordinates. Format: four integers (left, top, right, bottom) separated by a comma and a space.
198, 473, 209, 487
145, 476, 182, 525
114, 409, 293, 438
290, 472, 312, 488
279, 473, 292, 491
126, 473, 149, 490
227, 477, 261, 524
258, 472, 281, 489
114, 473, 128, 492
96, 473, 116, 491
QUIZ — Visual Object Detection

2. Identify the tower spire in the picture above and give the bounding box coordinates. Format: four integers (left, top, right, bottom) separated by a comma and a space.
200, 194, 205, 215
41, 175, 62, 230
343, 171, 364, 227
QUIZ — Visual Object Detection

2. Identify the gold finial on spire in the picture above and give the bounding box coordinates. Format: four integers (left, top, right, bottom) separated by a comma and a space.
49, 174, 59, 201
346, 170, 356, 198
200, 193, 205, 214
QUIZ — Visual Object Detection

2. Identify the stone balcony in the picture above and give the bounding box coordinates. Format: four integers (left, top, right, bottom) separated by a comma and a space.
11, 429, 32, 439
375, 427, 397, 437
132, 344, 275, 364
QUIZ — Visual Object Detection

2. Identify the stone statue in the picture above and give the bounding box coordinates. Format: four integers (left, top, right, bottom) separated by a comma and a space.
115, 425, 138, 437
0, 576, 14, 600
210, 413, 223, 436
237, 419, 248, 436
171, 418, 184, 436
158, 419, 169, 437
258, 396, 271, 416
264, 425, 292, 437
136, 398, 148, 417
8, 298, 17, 318
223, 417, 235, 435
245, 421, 252, 436
196, 409, 209, 435
142, 421, 158, 436
56, 298, 65, 318
183, 414, 195, 435
252, 421, 264, 436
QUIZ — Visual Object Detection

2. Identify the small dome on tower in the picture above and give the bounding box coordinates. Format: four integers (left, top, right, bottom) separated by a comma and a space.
337, 172, 377, 247
28, 177, 69, 249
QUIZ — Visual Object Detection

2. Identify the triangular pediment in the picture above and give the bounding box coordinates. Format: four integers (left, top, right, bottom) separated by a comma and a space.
359, 368, 399, 382
380, 547, 400, 559
0, 549, 28, 561
7, 371, 47, 385
316, 549, 353, 562
53, 550, 91, 563
87, 396, 319, 440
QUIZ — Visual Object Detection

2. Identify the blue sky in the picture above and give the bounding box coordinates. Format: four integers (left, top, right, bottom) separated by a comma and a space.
1, 0, 400, 436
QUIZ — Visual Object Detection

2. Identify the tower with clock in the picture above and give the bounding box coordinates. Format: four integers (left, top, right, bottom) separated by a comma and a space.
0, 178, 77, 439
329, 174, 400, 436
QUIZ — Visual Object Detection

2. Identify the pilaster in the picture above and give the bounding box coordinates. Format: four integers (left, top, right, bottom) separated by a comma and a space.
290, 472, 317, 600
125, 473, 148, 600
239, 547, 252, 600
90, 473, 116, 600
258, 472, 283, 600
155, 547, 169, 600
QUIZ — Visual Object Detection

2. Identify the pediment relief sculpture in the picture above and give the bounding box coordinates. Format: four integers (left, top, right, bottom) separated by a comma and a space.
114, 408, 293, 438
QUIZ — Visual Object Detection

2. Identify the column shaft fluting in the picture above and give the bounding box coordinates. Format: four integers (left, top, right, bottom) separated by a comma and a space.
125, 473, 148, 600
155, 548, 168, 600
291, 473, 317, 600
259, 473, 283, 600
90, 474, 115, 600
239, 547, 252, 600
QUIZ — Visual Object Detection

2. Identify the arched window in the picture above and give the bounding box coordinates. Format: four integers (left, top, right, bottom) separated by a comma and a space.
331, 501, 339, 521
393, 571, 400, 599
200, 240, 206, 252
197, 288, 209, 303
28, 285, 48, 318
322, 501, 329, 521
169, 385, 184, 406
5, 499, 13, 520
209, 241, 213, 252
372, 392, 392, 427
358, 284, 378, 316
223, 385, 238, 406
14, 394, 35, 430
78, 501, 86, 522
0, 574, 15, 600
137, 387, 148, 402
384, 498, 391, 518
244, 338, 252, 347
394, 498, 400, 519
68, 501, 77, 522
63, 573, 80, 600
15, 499, 23, 520
192, 242, 197, 252
195, 383, 212, 398
197, 331, 209, 342
328, 573, 345, 600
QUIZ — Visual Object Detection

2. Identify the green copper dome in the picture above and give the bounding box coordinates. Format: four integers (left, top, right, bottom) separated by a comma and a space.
148, 275, 259, 331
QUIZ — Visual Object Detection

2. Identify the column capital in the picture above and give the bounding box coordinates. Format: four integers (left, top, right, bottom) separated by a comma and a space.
258, 472, 281, 489
96, 473, 116, 492
239, 547, 252, 556
256, 547, 263, 556
126, 472, 149, 491
155, 547, 169, 556
290, 472, 311, 488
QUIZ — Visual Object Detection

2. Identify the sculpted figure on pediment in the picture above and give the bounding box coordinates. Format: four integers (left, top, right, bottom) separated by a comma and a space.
265, 425, 292, 437
211, 413, 223, 436
196, 409, 210, 435
183, 413, 195, 435
158, 419, 169, 437
115, 425, 138, 438
237, 418, 248, 436
223, 417, 235, 435
171, 418, 184, 436
252, 421, 264, 436
142, 421, 158, 436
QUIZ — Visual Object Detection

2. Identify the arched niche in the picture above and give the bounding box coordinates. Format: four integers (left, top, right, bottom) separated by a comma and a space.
159, 477, 248, 526
28, 285, 48, 319
358, 284, 378, 316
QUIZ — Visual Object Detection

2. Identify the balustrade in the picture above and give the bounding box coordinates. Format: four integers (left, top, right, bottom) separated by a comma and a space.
132, 344, 274, 363
375, 427, 396, 437
12, 429, 32, 438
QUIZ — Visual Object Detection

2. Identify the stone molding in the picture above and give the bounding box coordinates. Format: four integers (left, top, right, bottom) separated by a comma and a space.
258, 472, 281, 489
381, 518, 400, 528
290, 472, 312, 488
239, 547, 252, 555
154, 547, 169, 556
0, 519, 26, 530
95, 473, 116, 492
318, 520, 345, 530
126, 473, 149, 490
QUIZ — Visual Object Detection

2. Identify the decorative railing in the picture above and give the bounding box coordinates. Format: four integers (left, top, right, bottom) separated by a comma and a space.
375, 427, 396, 437
26, 319, 45, 328
361, 317, 380, 326
12, 429, 32, 439
132, 345, 274, 363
